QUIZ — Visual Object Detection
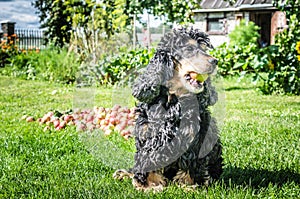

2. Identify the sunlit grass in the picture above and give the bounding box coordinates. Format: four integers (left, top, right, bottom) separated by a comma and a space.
0, 76, 299, 198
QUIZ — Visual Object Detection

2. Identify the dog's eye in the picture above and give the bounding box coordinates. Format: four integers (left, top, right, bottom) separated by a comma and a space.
185, 46, 195, 52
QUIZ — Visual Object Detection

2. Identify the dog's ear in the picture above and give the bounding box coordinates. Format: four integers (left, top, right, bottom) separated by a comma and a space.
132, 50, 174, 103
205, 77, 218, 106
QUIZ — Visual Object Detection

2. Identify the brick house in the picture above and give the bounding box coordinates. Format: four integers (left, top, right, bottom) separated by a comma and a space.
193, 0, 287, 47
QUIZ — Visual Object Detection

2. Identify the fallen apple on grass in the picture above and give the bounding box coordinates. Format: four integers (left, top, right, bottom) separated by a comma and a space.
26, 116, 35, 122
22, 104, 136, 140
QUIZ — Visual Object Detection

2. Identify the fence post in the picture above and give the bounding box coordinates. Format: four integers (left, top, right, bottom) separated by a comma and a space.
1, 20, 16, 43
1, 20, 16, 36
0, 21, 16, 67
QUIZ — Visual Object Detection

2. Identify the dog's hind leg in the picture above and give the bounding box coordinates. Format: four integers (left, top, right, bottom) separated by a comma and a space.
208, 141, 223, 180
173, 170, 194, 185
193, 142, 223, 186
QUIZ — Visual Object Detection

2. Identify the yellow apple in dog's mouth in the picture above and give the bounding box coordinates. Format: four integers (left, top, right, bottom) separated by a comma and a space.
189, 72, 209, 83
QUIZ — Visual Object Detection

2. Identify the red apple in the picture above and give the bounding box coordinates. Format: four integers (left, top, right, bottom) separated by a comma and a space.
112, 104, 121, 111
87, 114, 94, 122
59, 121, 67, 128
26, 116, 34, 122
41, 115, 51, 123
109, 117, 116, 125
115, 124, 125, 132
53, 120, 60, 128
110, 111, 117, 118
63, 115, 73, 122
46, 111, 54, 117
120, 130, 130, 136
128, 112, 135, 119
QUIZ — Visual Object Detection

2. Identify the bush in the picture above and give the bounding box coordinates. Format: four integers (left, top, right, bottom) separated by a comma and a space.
0, 34, 19, 67
211, 42, 259, 76
228, 19, 260, 47
211, 19, 261, 76
212, 14, 300, 95
77, 48, 154, 86
257, 14, 300, 95
1, 41, 153, 86
0, 46, 80, 84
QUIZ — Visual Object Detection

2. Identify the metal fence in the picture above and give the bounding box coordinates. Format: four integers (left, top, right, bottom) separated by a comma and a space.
15, 28, 45, 50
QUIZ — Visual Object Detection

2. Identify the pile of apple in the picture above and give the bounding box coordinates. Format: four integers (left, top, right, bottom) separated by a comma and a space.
22, 105, 136, 140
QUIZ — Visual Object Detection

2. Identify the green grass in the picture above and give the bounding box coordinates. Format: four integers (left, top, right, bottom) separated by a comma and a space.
0, 76, 299, 198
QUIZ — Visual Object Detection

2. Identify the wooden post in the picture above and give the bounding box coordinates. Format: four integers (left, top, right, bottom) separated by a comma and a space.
147, 13, 151, 52
162, 16, 165, 36
133, 14, 136, 49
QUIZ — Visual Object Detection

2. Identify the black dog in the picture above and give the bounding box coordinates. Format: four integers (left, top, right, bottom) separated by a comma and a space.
114, 27, 222, 191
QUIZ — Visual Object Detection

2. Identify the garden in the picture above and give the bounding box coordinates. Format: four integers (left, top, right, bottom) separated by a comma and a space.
0, 0, 299, 198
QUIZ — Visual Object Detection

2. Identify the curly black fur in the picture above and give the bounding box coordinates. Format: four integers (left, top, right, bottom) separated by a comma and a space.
129, 27, 222, 188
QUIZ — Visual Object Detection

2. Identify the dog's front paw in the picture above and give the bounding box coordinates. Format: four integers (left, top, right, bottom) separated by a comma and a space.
113, 169, 133, 180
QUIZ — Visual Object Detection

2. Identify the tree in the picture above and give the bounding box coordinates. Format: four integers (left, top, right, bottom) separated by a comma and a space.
123, 0, 200, 24
32, 0, 73, 47
273, 0, 300, 19
33, 0, 201, 47
32, 0, 124, 48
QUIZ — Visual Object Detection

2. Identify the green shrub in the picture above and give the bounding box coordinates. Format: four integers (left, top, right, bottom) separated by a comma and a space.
34, 46, 80, 83
211, 42, 259, 76
229, 19, 260, 47
211, 19, 261, 76
257, 14, 300, 95
4, 51, 39, 80
212, 15, 300, 95
0, 46, 80, 84
77, 48, 154, 86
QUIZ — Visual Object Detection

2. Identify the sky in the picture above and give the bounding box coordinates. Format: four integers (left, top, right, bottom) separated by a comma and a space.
0, 0, 40, 28
0, 0, 162, 29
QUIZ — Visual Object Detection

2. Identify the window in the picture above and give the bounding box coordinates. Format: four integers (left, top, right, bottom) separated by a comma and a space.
207, 13, 225, 34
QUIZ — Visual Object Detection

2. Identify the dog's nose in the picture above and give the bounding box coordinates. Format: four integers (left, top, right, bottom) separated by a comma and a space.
208, 58, 218, 65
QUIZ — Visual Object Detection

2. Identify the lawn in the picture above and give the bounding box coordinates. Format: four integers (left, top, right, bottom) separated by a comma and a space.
0, 76, 299, 198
